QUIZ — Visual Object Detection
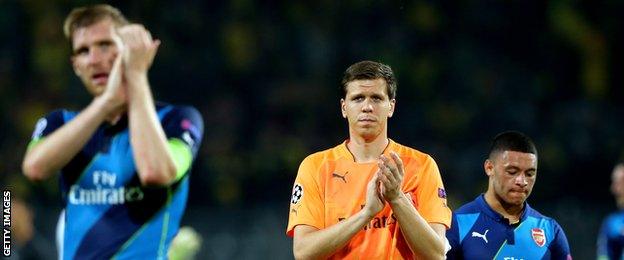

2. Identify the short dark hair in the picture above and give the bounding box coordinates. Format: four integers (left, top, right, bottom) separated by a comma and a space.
341, 61, 397, 100
63, 4, 129, 41
488, 131, 537, 159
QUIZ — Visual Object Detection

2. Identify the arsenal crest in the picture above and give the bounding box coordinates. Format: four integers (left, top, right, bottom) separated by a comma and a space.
531, 228, 546, 247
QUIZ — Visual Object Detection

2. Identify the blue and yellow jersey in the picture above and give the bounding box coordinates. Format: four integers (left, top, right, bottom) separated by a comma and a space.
446, 195, 571, 260
597, 211, 624, 260
28, 103, 203, 260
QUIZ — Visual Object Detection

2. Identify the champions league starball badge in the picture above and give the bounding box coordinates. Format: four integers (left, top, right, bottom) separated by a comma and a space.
291, 184, 303, 204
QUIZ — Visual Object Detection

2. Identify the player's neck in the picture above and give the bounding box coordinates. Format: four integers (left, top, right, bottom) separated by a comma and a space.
616, 197, 624, 210
346, 134, 389, 163
484, 191, 524, 223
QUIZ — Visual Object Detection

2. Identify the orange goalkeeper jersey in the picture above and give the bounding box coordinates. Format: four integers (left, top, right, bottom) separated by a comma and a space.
286, 139, 451, 259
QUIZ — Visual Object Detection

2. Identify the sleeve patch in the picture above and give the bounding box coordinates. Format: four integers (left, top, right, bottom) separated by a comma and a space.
291, 183, 304, 204
181, 119, 202, 139
32, 118, 47, 139
438, 188, 447, 198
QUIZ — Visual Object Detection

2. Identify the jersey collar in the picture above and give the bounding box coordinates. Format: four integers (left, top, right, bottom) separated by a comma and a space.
339, 138, 396, 162
476, 194, 532, 225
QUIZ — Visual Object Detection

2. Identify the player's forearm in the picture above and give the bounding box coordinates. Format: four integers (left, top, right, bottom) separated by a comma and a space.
389, 193, 446, 260
294, 210, 373, 259
127, 73, 176, 186
22, 98, 110, 181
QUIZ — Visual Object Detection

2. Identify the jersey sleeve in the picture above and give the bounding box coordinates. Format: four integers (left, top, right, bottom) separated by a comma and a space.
161, 106, 204, 180
27, 110, 66, 148
161, 106, 204, 156
445, 214, 462, 259
409, 155, 452, 228
286, 155, 324, 237
549, 220, 572, 260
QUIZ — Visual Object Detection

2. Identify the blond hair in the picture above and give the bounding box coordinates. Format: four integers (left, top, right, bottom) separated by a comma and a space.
63, 4, 129, 41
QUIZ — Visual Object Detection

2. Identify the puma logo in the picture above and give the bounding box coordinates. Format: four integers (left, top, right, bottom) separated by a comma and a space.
332, 172, 349, 183
471, 229, 489, 243
291, 205, 301, 216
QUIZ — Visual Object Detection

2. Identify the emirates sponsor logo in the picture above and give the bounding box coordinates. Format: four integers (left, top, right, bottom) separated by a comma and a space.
68, 170, 144, 205
68, 185, 144, 205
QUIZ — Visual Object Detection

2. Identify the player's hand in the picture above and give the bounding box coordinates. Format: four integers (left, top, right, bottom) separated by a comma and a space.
98, 34, 127, 112
117, 24, 160, 75
363, 171, 384, 218
378, 152, 404, 202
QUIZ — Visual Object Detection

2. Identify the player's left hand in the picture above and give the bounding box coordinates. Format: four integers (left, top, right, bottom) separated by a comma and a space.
378, 151, 404, 202
117, 24, 160, 75
97, 34, 127, 114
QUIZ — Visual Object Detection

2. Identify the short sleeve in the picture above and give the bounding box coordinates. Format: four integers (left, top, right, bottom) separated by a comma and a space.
411, 155, 451, 228
28, 110, 67, 148
445, 214, 463, 259
31, 110, 67, 140
550, 220, 572, 260
161, 106, 204, 157
286, 155, 324, 237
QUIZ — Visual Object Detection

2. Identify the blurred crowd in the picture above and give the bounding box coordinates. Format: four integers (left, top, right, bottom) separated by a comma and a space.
1, 1, 623, 259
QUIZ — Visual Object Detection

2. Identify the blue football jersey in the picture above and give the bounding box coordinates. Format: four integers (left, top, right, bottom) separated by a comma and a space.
446, 195, 571, 260
597, 211, 624, 260
30, 103, 203, 259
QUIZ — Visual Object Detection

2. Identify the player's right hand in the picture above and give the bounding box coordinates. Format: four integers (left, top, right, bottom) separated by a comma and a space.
363, 171, 384, 218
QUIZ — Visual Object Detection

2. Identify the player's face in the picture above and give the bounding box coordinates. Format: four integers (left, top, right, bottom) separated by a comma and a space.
485, 151, 537, 207
611, 166, 624, 198
71, 19, 120, 97
341, 78, 395, 140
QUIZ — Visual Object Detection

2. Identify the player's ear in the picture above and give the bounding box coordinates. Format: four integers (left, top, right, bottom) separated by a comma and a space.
388, 99, 396, 118
484, 159, 494, 177
340, 98, 347, 118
